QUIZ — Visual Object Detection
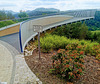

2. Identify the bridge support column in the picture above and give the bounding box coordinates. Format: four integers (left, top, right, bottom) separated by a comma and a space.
26, 42, 29, 47
74, 21, 76, 23
55, 26, 57, 28
78, 20, 81, 22
33, 37, 35, 41
44, 31, 46, 33
63, 24, 66, 26
84, 19, 86, 21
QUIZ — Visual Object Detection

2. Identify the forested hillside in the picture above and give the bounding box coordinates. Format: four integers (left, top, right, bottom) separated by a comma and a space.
86, 11, 100, 31
52, 22, 100, 43
0, 10, 15, 20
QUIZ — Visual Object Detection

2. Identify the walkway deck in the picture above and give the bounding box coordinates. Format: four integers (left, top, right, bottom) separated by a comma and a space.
0, 43, 13, 84
0, 33, 20, 52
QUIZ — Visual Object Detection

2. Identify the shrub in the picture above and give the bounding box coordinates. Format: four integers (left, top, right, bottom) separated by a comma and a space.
40, 34, 100, 56
40, 34, 68, 52
50, 46, 85, 81
96, 54, 100, 60
0, 20, 15, 28
39, 34, 100, 60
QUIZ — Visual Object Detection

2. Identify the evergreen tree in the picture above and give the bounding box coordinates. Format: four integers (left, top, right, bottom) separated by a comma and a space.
79, 22, 88, 40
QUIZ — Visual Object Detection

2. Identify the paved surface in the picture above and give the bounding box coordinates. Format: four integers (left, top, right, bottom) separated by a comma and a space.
0, 33, 21, 52
0, 43, 13, 84
0, 40, 42, 84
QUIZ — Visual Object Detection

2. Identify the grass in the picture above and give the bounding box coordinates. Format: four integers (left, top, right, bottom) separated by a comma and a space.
0, 20, 16, 28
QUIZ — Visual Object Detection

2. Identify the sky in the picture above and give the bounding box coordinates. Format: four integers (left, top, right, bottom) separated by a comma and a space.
0, 0, 100, 12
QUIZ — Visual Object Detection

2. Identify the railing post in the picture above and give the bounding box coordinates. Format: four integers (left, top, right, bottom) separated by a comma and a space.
38, 32, 41, 60
33, 25, 43, 60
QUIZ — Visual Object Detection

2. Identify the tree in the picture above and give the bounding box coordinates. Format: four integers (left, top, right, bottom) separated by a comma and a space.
18, 10, 28, 18
97, 33, 100, 43
7, 11, 15, 19
85, 31, 92, 40
93, 32, 97, 41
70, 22, 81, 39
64, 24, 71, 38
95, 11, 100, 21
52, 26, 65, 36
79, 22, 88, 40
85, 11, 100, 31
0, 10, 15, 21
0, 10, 7, 20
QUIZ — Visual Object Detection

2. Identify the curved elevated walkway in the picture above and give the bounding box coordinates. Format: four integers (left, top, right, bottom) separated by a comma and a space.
20, 16, 94, 52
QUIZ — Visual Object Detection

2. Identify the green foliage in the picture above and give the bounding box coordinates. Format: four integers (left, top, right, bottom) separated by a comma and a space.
40, 34, 68, 52
93, 32, 98, 40
50, 47, 85, 81
0, 10, 7, 20
0, 10, 16, 28
96, 54, 100, 60
52, 26, 66, 37
52, 22, 100, 43
95, 11, 100, 21
6, 11, 15, 19
91, 30, 100, 34
42, 13, 47, 15
85, 31, 93, 40
85, 11, 100, 31
48, 36, 100, 82
79, 22, 88, 40
52, 22, 88, 40
17, 11, 29, 22
0, 10, 15, 20
0, 20, 16, 28
40, 34, 100, 58
18, 10, 28, 18
89, 30, 100, 43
